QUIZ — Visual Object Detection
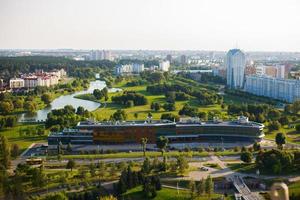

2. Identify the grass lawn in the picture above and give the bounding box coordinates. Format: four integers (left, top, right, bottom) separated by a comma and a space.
0, 123, 47, 153
227, 163, 257, 174
264, 125, 300, 144
47, 151, 211, 160
288, 181, 300, 196
91, 81, 228, 121
122, 186, 231, 200
203, 163, 222, 170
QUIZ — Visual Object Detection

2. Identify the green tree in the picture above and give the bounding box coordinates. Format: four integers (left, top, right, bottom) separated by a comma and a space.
66, 159, 76, 171
156, 136, 168, 156
268, 121, 281, 131
0, 135, 11, 169
31, 167, 46, 188
24, 101, 37, 113
278, 116, 289, 126
66, 143, 72, 153
0, 101, 14, 114
141, 137, 148, 157
275, 132, 286, 150
253, 142, 261, 152
177, 155, 189, 175
110, 109, 127, 121
151, 102, 161, 111
189, 180, 196, 200
296, 124, 300, 133
240, 151, 253, 163
141, 157, 151, 174
197, 178, 206, 196
41, 93, 53, 105
205, 175, 214, 199
11, 143, 19, 158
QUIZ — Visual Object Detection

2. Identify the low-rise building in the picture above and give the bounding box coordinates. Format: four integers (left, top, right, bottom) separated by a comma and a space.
9, 78, 25, 88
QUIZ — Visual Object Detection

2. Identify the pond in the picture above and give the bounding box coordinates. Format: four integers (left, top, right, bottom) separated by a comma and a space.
19, 80, 120, 122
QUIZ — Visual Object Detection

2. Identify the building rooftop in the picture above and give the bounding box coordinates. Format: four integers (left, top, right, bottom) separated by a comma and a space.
77, 119, 176, 127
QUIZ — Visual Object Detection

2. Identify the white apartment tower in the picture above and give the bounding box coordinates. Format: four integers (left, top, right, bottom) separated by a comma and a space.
226, 49, 246, 89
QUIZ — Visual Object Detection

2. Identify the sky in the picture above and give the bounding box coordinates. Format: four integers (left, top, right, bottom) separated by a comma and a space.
0, 0, 300, 51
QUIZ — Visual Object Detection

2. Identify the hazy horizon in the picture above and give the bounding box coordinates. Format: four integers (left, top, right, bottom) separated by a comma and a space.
1, 0, 300, 52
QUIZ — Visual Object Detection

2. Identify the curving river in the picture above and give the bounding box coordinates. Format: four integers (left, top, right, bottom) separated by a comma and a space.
19, 80, 120, 122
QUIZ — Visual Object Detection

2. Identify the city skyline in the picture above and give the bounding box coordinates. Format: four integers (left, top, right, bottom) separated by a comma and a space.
1, 0, 300, 51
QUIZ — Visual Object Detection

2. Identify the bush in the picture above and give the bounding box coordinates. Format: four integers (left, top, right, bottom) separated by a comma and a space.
240, 151, 253, 163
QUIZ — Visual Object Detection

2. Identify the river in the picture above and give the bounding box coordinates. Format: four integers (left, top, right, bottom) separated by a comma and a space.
19, 80, 120, 122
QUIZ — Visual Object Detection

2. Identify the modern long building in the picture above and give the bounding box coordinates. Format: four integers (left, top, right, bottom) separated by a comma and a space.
244, 75, 300, 102
48, 116, 264, 146
226, 49, 246, 89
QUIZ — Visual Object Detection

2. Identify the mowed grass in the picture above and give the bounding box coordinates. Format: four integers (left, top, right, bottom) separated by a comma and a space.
264, 124, 300, 145
288, 181, 300, 196
92, 82, 228, 121
122, 186, 232, 200
0, 123, 47, 152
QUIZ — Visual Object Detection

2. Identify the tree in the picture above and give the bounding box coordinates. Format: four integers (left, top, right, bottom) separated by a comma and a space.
66, 159, 76, 171
177, 155, 189, 175
268, 109, 281, 121
24, 101, 37, 113
11, 143, 20, 158
241, 151, 253, 163
110, 109, 127, 121
76, 106, 85, 115
268, 121, 281, 131
31, 167, 46, 188
205, 175, 214, 199
189, 180, 196, 200
275, 132, 286, 149
197, 178, 206, 196
151, 102, 160, 111
156, 136, 168, 156
296, 124, 300, 133
162, 103, 176, 111
279, 116, 289, 126
141, 157, 151, 174
41, 93, 53, 105
256, 149, 294, 174
0, 135, 10, 169
161, 113, 179, 122
141, 137, 148, 157
93, 89, 103, 99
253, 142, 261, 152
0, 101, 14, 114
66, 143, 72, 153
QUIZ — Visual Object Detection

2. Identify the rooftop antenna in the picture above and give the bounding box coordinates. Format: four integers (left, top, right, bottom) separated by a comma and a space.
235, 41, 239, 49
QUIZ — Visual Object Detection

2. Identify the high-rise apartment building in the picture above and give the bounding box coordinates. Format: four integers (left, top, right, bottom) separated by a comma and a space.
226, 49, 246, 89
244, 75, 300, 102
159, 60, 170, 72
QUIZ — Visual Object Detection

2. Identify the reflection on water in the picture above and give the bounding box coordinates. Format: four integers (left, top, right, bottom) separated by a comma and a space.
19, 80, 121, 122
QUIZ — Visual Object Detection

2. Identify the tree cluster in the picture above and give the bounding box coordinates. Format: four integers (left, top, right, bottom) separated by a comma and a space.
45, 105, 91, 130
110, 109, 127, 121
256, 149, 294, 174
111, 91, 148, 106
93, 87, 108, 100
147, 83, 220, 105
